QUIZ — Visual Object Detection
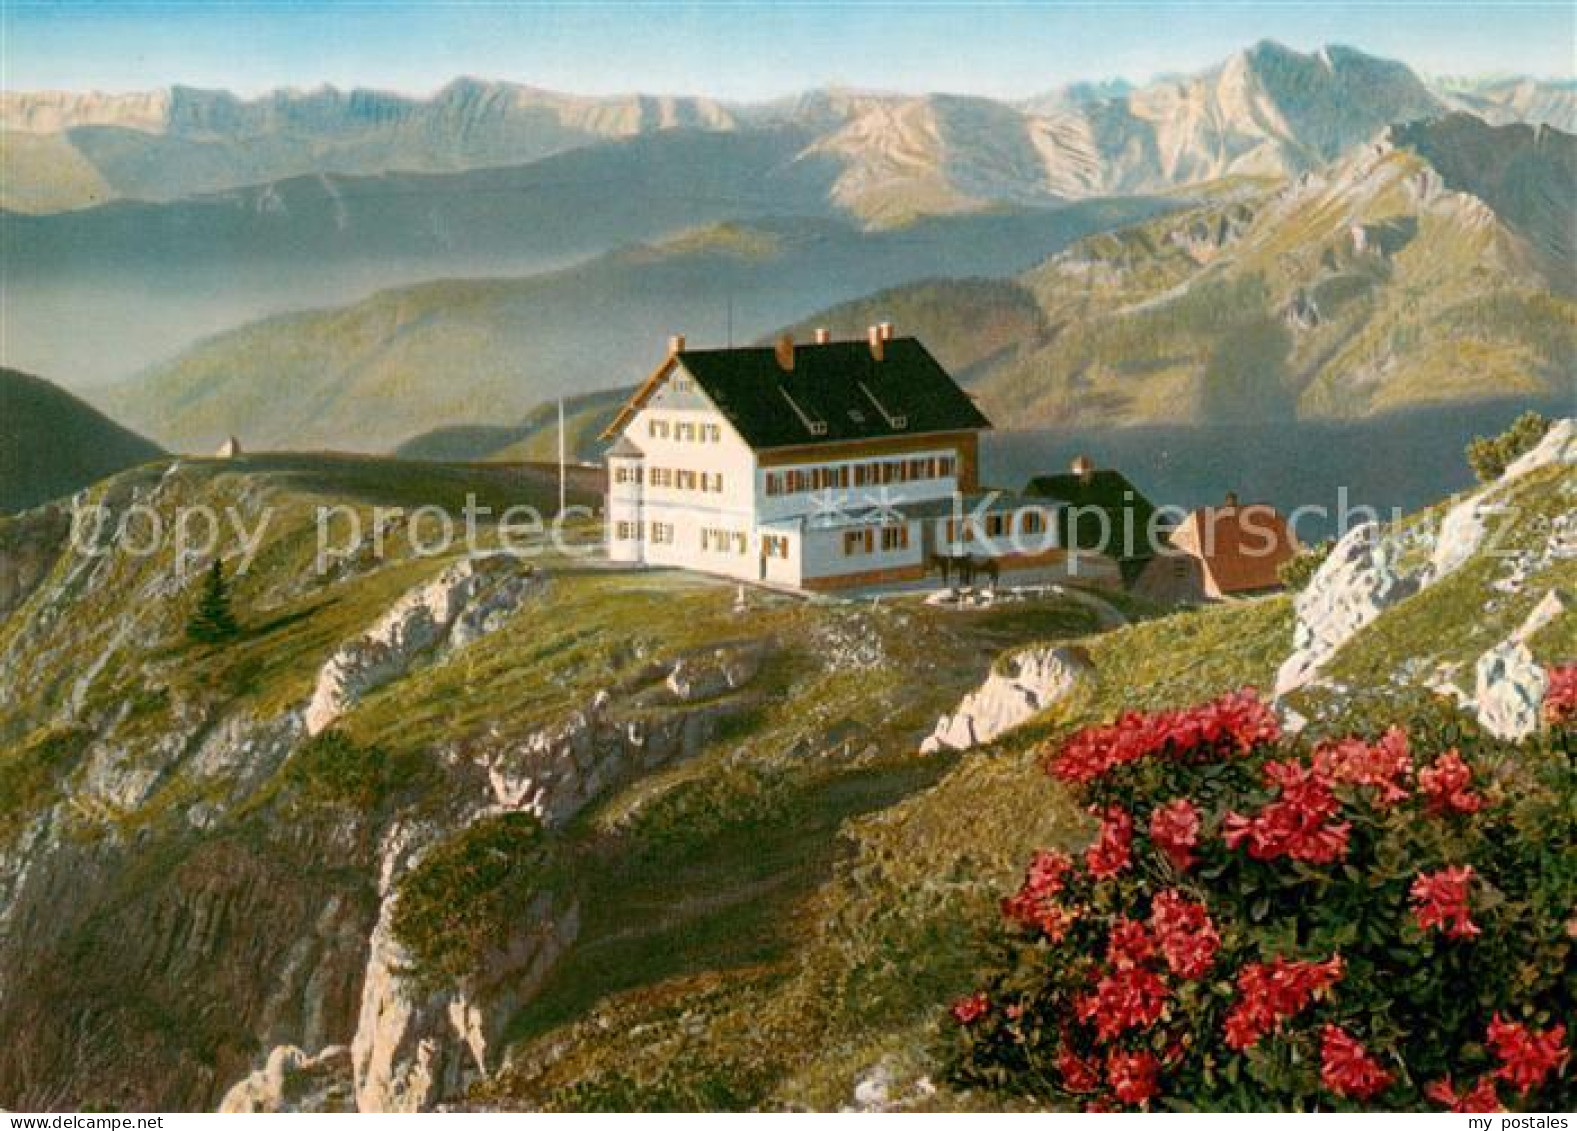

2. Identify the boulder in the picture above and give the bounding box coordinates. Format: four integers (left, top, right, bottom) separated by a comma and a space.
921, 645, 1092, 753
1274, 523, 1416, 697
1473, 590, 1568, 740
0, 504, 70, 620
1474, 641, 1550, 741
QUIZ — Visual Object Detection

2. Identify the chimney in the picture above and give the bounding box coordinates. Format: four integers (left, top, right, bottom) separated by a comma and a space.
867, 325, 885, 362
774, 333, 795, 372
814, 327, 831, 345
878, 321, 894, 342
668, 333, 686, 355
1071, 454, 1095, 484
1223, 490, 1240, 509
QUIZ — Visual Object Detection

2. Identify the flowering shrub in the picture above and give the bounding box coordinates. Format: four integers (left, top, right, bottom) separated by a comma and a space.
948, 686, 1575, 1111
1546, 664, 1577, 728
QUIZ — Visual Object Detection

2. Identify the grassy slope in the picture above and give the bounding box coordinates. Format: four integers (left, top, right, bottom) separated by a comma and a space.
0, 453, 1115, 1108
483, 462, 1573, 1111
3, 449, 1567, 1110
0, 367, 164, 513
0, 454, 601, 1107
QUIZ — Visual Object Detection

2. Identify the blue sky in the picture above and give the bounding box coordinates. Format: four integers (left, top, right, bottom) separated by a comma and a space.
4, 1, 1573, 99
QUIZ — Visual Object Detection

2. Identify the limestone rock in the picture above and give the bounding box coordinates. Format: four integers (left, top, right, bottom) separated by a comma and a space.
1275, 419, 1574, 700
851, 1060, 896, 1110
921, 645, 1092, 754
349, 825, 579, 1113
1475, 641, 1550, 741
1503, 417, 1576, 481
485, 688, 745, 826
665, 644, 761, 702
219, 1045, 354, 1113
1473, 590, 1568, 740
1275, 523, 1417, 698
305, 554, 536, 735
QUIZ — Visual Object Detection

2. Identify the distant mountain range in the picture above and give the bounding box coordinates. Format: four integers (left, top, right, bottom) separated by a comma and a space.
94, 113, 1574, 452
0, 80, 740, 213
0, 369, 163, 512
5, 42, 1572, 218
99, 200, 1169, 452
2, 126, 846, 383
822, 114, 1575, 428
4, 40, 1572, 455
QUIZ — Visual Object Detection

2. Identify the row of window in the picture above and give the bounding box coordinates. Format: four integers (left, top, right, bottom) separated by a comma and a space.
647, 467, 724, 493
764, 455, 957, 497
842, 525, 910, 556
647, 417, 723, 444
944, 510, 1046, 542
620, 520, 789, 560
622, 512, 1046, 551
700, 528, 749, 555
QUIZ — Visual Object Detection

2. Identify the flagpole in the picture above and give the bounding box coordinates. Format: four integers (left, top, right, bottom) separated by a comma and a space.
557, 396, 567, 519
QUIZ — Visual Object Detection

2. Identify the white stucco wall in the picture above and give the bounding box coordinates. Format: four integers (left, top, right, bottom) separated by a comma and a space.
801, 519, 924, 582
604, 361, 1056, 590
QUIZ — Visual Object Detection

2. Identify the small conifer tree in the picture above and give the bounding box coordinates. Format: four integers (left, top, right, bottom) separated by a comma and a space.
1466, 411, 1551, 483
187, 558, 240, 644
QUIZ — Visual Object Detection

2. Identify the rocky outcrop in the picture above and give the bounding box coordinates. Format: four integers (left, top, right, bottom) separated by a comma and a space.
1274, 523, 1417, 697
487, 667, 762, 827
305, 555, 538, 735
346, 819, 578, 1113
666, 644, 762, 702
1472, 590, 1567, 740
847, 1058, 937, 1112
920, 645, 1092, 754
1276, 417, 1574, 699
219, 1045, 355, 1113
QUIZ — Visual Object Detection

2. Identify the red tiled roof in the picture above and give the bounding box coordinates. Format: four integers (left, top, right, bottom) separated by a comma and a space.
1169, 504, 1299, 595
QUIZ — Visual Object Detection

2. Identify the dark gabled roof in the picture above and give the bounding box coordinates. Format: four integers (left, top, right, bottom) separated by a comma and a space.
674, 337, 991, 450
1024, 469, 1161, 560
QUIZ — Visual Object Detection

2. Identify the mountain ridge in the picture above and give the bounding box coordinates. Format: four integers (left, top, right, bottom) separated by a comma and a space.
98, 114, 1573, 451
4, 41, 1571, 218
787, 113, 1576, 430
99, 199, 1170, 452
0, 368, 165, 513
